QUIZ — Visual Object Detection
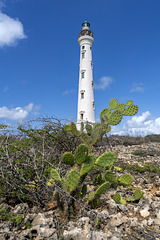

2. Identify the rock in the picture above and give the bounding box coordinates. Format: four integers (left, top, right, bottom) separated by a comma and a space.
13, 203, 29, 215
63, 227, 83, 240
139, 205, 150, 218
32, 213, 46, 226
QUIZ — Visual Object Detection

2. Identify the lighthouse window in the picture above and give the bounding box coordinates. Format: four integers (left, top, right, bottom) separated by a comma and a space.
81, 92, 84, 99
81, 72, 85, 78
82, 52, 85, 58
81, 113, 83, 120
82, 46, 85, 50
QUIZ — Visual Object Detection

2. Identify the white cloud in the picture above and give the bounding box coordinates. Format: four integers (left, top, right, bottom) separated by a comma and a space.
0, 11, 26, 48
62, 89, 74, 95
95, 76, 113, 90
111, 111, 160, 136
0, 103, 34, 120
130, 83, 144, 93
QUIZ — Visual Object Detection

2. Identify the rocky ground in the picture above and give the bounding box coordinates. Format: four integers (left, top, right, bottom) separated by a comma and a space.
0, 142, 160, 240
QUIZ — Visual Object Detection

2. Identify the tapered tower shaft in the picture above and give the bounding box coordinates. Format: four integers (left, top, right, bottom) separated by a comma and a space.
77, 21, 95, 129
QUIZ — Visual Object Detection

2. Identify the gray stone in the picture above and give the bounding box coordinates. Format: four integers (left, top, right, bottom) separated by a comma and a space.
32, 213, 46, 226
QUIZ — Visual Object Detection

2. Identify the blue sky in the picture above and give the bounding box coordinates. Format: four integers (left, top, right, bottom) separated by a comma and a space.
0, 0, 160, 136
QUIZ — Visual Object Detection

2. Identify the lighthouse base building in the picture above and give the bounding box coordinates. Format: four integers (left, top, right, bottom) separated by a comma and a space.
77, 22, 95, 130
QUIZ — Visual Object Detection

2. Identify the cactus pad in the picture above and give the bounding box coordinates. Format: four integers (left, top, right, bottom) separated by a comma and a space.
80, 154, 95, 176
108, 110, 123, 125
113, 193, 126, 205
70, 122, 79, 136
134, 188, 144, 200
123, 105, 138, 116
93, 122, 101, 129
115, 103, 125, 112
50, 169, 61, 181
102, 123, 111, 133
95, 181, 110, 196
81, 121, 84, 132
118, 174, 133, 186
125, 100, 133, 106
109, 98, 118, 110
89, 197, 101, 208
100, 108, 112, 122
75, 144, 88, 165
62, 152, 74, 166
113, 193, 121, 204
88, 191, 95, 201
66, 169, 80, 191
85, 124, 92, 134
104, 171, 116, 182
61, 178, 68, 191
64, 124, 71, 131
95, 152, 117, 167
79, 184, 87, 198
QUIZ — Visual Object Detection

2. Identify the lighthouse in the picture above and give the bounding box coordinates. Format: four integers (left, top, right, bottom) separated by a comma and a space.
77, 21, 95, 130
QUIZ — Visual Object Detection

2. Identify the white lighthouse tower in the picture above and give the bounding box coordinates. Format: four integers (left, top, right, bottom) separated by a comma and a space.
77, 21, 95, 130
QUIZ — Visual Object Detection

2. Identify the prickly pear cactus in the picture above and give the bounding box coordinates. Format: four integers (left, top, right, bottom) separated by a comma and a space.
100, 108, 112, 122
64, 124, 71, 131
79, 184, 87, 198
70, 122, 79, 136
109, 98, 118, 110
50, 169, 61, 181
115, 103, 125, 112
66, 169, 80, 192
85, 124, 92, 135
95, 152, 117, 167
104, 171, 116, 182
81, 121, 84, 132
134, 188, 144, 200
123, 105, 138, 116
93, 123, 101, 129
88, 191, 95, 201
75, 144, 88, 165
118, 174, 133, 186
113, 193, 121, 204
95, 181, 110, 196
108, 110, 123, 125
125, 100, 133, 106
62, 152, 74, 166
80, 154, 95, 176
102, 123, 111, 134
113, 193, 126, 205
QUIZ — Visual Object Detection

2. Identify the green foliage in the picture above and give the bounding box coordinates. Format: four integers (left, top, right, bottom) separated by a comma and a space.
66, 169, 80, 192
123, 105, 138, 116
113, 193, 126, 205
80, 154, 95, 176
75, 144, 88, 165
85, 124, 92, 135
108, 110, 123, 126
134, 188, 144, 200
104, 171, 116, 182
62, 152, 74, 165
126, 188, 144, 202
113, 193, 121, 204
95, 152, 117, 167
50, 169, 61, 181
125, 100, 133, 106
95, 181, 110, 196
109, 98, 118, 110
118, 174, 133, 186
70, 122, 79, 136
79, 184, 87, 198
